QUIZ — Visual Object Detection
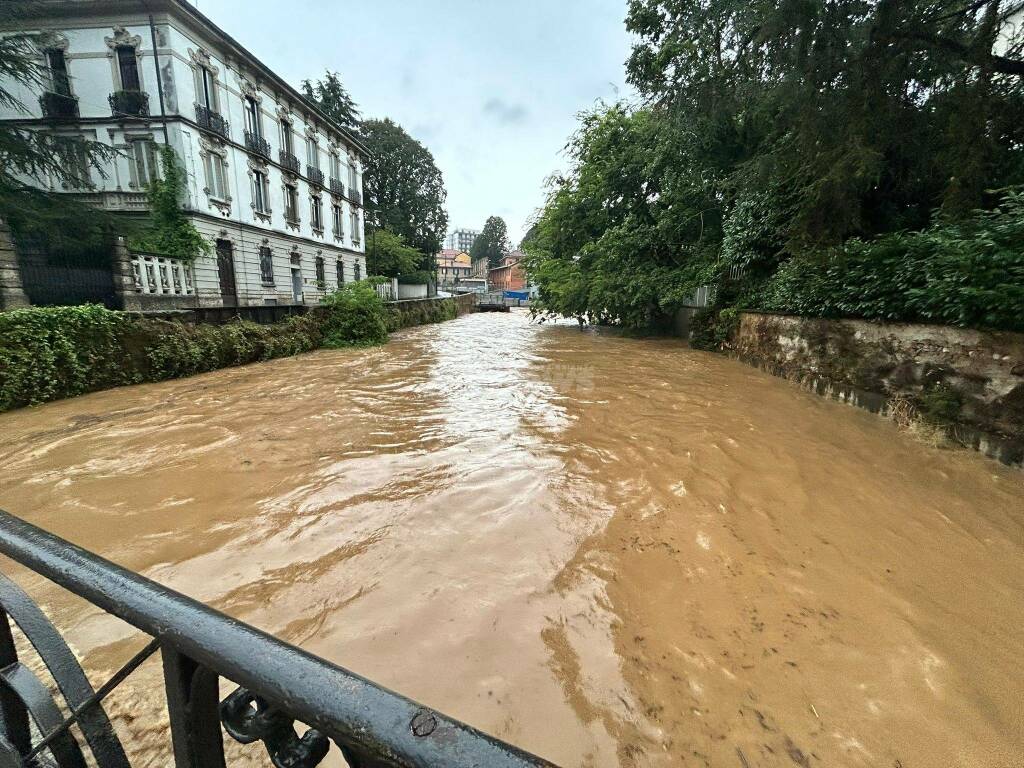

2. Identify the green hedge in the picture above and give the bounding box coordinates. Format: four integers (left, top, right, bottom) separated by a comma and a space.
755, 193, 1024, 332
0, 292, 469, 413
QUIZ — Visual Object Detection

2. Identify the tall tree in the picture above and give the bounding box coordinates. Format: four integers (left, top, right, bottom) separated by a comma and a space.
0, 2, 120, 257
301, 71, 361, 137
470, 216, 510, 269
361, 118, 448, 261
365, 227, 421, 277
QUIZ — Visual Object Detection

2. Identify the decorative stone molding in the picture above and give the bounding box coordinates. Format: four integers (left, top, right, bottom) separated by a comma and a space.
238, 75, 262, 103
40, 33, 69, 52
105, 26, 142, 51
188, 47, 218, 76
198, 134, 227, 156
276, 103, 292, 123
246, 154, 268, 173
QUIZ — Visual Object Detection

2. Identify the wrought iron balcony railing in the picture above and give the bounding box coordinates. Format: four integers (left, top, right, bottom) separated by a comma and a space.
40, 91, 79, 119
0, 509, 557, 768
307, 166, 325, 186
194, 103, 229, 139
279, 150, 301, 174
109, 90, 149, 117
348, 188, 362, 206
244, 130, 271, 159
329, 177, 346, 196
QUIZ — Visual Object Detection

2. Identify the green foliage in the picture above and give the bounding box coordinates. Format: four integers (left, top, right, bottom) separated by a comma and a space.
689, 307, 740, 351
917, 383, 964, 426
0, 305, 133, 411
320, 281, 390, 347
365, 227, 420, 277
757, 193, 1024, 331
301, 71, 361, 137
470, 216, 510, 269
385, 297, 458, 332
528, 2, 1024, 331
361, 118, 448, 258
0, 2, 123, 259
130, 147, 209, 261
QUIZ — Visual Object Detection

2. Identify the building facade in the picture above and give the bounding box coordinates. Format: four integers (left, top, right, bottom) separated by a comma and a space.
435, 248, 471, 288
488, 252, 526, 292
445, 228, 479, 253
0, 0, 367, 308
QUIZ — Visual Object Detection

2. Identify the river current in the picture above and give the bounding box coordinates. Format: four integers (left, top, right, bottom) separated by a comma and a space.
1, 310, 1022, 767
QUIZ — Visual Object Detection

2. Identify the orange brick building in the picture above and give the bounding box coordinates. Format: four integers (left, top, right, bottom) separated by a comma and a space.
488, 252, 526, 291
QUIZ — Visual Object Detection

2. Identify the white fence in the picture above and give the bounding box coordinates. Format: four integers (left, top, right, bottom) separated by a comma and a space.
131, 252, 195, 296
374, 278, 398, 302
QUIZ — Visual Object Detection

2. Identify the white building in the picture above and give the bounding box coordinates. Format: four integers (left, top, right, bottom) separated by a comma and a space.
0, 0, 367, 308
445, 228, 479, 253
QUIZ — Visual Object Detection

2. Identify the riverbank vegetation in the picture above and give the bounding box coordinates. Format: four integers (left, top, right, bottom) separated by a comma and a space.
0, 290, 468, 413
524, 0, 1024, 334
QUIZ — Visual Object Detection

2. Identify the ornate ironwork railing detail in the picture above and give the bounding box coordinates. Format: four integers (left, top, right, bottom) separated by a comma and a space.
109, 90, 149, 117
244, 130, 271, 159
348, 188, 362, 206
329, 178, 345, 197
307, 166, 325, 186
194, 103, 229, 139
279, 150, 300, 174
40, 91, 79, 119
0, 510, 558, 768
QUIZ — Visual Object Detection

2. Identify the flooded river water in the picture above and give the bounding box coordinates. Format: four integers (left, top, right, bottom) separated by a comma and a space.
1, 311, 1022, 767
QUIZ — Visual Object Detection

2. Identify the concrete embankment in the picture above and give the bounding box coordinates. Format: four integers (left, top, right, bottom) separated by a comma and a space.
725, 311, 1024, 468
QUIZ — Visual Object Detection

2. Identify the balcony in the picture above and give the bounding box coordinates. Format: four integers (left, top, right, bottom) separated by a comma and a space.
349, 188, 362, 206
109, 90, 149, 117
195, 103, 229, 139
307, 166, 325, 186
329, 177, 346, 196
244, 130, 271, 159
39, 91, 79, 119
279, 150, 300, 174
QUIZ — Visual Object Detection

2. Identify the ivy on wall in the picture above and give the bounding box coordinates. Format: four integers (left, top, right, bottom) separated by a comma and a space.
130, 147, 209, 262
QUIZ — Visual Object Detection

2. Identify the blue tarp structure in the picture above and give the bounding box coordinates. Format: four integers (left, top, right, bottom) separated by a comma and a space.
503, 290, 530, 301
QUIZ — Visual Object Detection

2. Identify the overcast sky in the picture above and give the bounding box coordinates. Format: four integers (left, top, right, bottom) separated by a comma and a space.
190, 0, 636, 244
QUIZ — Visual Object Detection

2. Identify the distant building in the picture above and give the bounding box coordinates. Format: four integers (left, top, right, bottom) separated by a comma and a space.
436, 249, 471, 288
489, 251, 526, 292
445, 228, 479, 252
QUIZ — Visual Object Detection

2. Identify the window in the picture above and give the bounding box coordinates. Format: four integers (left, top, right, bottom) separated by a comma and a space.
329, 152, 341, 180
354, 261, 361, 281
116, 46, 140, 91
60, 141, 90, 188
203, 153, 228, 199
259, 245, 274, 284
197, 65, 217, 110
315, 255, 326, 288
306, 136, 319, 170
130, 139, 159, 187
336, 259, 345, 285
244, 97, 261, 138
252, 169, 269, 213
310, 195, 323, 231
284, 184, 299, 222
46, 49, 71, 96
348, 162, 357, 192
280, 120, 294, 155
350, 210, 360, 243
332, 203, 343, 237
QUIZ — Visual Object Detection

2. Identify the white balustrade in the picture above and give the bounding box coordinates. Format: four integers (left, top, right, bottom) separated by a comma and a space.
130, 253, 196, 296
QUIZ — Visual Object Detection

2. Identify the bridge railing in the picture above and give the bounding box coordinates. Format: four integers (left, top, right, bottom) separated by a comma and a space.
0, 509, 557, 768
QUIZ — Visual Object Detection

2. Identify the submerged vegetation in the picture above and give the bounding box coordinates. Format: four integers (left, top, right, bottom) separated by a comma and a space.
525, 0, 1024, 332
0, 290, 467, 413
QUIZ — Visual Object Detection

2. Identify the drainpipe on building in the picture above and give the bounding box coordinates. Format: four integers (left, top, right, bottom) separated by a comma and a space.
147, 12, 171, 146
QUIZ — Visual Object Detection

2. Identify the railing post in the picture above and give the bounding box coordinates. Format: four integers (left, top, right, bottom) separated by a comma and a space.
161, 649, 226, 768
112, 238, 144, 311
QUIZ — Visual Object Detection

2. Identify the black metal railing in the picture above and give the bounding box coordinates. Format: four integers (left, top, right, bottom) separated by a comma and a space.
329, 177, 345, 196
109, 90, 149, 117
244, 130, 271, 159
349, 188, 362, 206
279, 150, 301, 174
194, 103, 229, 139
0, 509, 557, 768
40, 91, 79, 119
307, 166, 325, 186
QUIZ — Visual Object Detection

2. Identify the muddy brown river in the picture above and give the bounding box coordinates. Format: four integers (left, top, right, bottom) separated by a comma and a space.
1, 311, 1022, 767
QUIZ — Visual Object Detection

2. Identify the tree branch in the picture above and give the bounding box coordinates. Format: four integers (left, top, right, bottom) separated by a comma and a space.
892, 29, 1024, 75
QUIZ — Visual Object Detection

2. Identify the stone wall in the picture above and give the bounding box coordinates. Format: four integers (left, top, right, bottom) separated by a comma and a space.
731, 312, 1024, 467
